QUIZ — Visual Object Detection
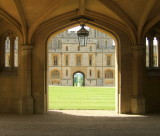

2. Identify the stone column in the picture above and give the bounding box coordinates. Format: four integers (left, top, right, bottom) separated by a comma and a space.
131, 45, 145, 114
10, 37, 15, 68
20, 45, 33, 114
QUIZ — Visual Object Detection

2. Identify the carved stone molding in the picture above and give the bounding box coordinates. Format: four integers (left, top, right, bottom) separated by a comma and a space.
20, 44, 33, 50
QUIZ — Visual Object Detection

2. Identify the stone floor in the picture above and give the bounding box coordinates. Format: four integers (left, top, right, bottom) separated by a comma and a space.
0, 110, 160, 136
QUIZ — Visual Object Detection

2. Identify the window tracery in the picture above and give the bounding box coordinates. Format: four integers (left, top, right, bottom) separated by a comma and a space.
51, 70, 60, 78
146, 34, 160, 68
105, 70, 113, 78
53, 56, 58, 66
1, 32, 18, 70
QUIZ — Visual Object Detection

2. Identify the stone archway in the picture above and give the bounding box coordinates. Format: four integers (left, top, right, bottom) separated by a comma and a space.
73, 72, 85, 87
43, 24, 122, 114
31, 12, 135, 114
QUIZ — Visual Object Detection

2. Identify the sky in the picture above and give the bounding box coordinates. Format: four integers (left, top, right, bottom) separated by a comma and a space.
68, 26, 89, 32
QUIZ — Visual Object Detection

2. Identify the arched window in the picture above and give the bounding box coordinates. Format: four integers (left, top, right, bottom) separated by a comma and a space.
105, 70, 113, 78
2, 32, 18, 69
5, 37, 10, 67
51, 70, 60, 79
53, 56, 58, 66
146, 35, 159, 68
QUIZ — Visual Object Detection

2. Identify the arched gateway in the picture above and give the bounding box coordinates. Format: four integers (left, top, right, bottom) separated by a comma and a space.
73, 72, 85, 87
37, 20, 132, 114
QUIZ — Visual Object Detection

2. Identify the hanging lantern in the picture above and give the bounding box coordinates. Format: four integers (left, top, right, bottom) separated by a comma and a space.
71, 15, 94, 46
77, 24, 89, 47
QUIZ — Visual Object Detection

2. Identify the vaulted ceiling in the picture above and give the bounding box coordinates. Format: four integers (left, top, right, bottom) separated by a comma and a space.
0, 0, 160, 43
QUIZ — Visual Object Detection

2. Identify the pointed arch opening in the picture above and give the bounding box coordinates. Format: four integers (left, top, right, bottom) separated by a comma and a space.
47, 25, 118, 112
73, 72, 85, 87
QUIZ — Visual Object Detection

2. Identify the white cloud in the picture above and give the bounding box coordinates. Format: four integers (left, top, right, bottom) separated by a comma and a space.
68, 26, 89, 32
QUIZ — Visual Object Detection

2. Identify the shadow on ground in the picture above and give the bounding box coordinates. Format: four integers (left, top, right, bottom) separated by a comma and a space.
0, 110, 160, 136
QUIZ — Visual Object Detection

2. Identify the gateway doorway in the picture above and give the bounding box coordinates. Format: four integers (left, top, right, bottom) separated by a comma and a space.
73, 72, 85, 87
48, 26, 116, 111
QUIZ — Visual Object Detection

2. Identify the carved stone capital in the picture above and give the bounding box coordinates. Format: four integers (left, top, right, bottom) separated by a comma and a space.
20, 44, 33, 50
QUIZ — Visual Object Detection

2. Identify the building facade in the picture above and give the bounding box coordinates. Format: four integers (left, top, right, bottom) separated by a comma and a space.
48, 28, 115, 86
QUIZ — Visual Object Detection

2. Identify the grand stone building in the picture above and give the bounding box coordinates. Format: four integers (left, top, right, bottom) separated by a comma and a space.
48, 28, 115, 86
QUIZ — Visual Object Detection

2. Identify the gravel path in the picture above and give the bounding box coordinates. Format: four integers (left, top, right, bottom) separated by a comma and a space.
0, 110, 160, 136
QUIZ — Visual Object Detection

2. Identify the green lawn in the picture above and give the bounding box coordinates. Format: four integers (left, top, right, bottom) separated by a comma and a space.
49, 86, 115, 110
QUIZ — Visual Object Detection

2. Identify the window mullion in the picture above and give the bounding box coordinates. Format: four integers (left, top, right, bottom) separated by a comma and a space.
10, 37, 15, 68
148, 36, 154, 68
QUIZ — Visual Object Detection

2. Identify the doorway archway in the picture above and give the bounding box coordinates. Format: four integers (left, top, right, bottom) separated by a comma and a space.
73, 72, 85, 87
31, 11, 134, 114
47, 27, 117, 111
